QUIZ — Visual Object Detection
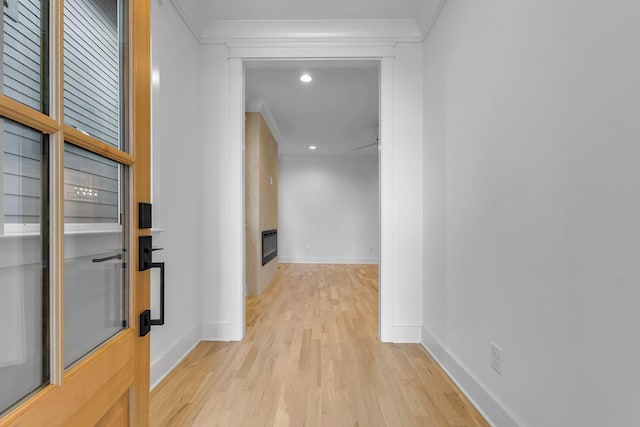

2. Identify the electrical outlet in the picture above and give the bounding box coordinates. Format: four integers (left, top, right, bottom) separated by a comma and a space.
305, 246, 311, 254
490, 342, 502, 375
369, 247, 374, 254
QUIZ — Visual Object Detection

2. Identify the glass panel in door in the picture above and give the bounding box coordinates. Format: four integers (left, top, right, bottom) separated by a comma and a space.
63, 0, 127, 150
1, 0, 49, 113
63, 143, 128, 368
62, 0, 130, 369
0, 117, 48, 414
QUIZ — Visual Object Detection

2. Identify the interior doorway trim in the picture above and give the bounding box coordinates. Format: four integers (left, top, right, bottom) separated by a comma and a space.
229, 45, 395, 342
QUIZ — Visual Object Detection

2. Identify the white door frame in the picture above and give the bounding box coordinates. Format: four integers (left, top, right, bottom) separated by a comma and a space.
228, 44, 395, 342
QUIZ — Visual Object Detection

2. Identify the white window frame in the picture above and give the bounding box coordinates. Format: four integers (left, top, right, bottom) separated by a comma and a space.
3, 222, 122, 237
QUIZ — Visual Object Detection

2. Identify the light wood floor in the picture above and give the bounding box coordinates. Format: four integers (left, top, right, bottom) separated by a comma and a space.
150, 264, 488, 426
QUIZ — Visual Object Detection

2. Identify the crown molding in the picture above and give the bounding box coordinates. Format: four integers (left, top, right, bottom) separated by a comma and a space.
246, 101, 286, 147
167, 0, 201, 42
199, 19, 423, 44
165, 0, 446, 45
420, 0, 448, 41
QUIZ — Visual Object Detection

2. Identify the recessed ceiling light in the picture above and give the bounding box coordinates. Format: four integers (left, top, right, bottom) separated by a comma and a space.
300, 74, 312, 83
308, 145, 317, 150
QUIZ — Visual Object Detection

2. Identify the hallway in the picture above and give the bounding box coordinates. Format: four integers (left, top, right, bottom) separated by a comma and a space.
150, 264, 488, 426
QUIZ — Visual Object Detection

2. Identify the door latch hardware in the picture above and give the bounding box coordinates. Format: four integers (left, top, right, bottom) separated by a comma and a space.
140, 310, 151, 337
139, 202, 152, 229
139, 235, 153, 271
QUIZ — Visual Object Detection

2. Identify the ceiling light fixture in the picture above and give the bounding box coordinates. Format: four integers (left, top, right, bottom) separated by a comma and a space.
300, 74, 312, 83
309, 145, 317, 150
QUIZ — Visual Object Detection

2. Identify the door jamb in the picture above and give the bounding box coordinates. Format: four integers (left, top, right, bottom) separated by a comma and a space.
228, 46, 394, 342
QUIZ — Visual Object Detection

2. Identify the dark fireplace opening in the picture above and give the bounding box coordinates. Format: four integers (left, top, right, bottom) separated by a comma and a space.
262, 229, 277, 265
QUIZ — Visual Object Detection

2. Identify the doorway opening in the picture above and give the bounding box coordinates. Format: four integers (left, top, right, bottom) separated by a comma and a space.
242, 59, 381, 333
227, 49, 394, 342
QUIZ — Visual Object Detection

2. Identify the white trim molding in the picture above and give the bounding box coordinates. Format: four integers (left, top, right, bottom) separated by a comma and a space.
227, 44, 396, 60
245, 100, 285, 147
164, 1, 426, 45
165, 0, 201, 42
201, 19, 423, 44
229, 57, 246, 342
417, 0, 448, 41
201, 322, 236, 341
392, 326, 422, 343
421, 328, 521, 427
229, 44, 396, 343
378, 56, 394, 343
150, 324, 201, 389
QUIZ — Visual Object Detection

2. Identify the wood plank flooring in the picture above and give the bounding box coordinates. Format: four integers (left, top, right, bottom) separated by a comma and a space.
150, 264, 488, 427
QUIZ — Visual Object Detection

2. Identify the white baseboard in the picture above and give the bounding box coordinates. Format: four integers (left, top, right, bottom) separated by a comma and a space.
201, 322, 236, 341
150, 322, 238, 390
392, 325, 422, 343
279, 256, 379, 264
421, 328, 520, 427
150, 323, 201, 390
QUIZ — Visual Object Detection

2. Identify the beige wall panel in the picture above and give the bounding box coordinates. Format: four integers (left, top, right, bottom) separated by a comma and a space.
245, 112, 279, 295
245, 113, 260, 295
257, 114, 279, 293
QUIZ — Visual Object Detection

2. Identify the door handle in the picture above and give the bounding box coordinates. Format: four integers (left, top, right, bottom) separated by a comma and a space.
150, 262, 165, 326
139, 261, 166, 337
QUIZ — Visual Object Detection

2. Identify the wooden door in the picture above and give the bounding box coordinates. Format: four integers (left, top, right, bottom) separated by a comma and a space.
0, 0, 150, 425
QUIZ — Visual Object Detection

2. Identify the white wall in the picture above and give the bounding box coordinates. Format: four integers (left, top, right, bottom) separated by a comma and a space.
149, 0, 202, 387
279, 154, 379, 264
422, 1, 640, 426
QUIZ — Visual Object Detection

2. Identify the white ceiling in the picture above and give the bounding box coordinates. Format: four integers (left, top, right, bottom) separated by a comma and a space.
180, 0, 423, 21
245, 60, 379, 157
